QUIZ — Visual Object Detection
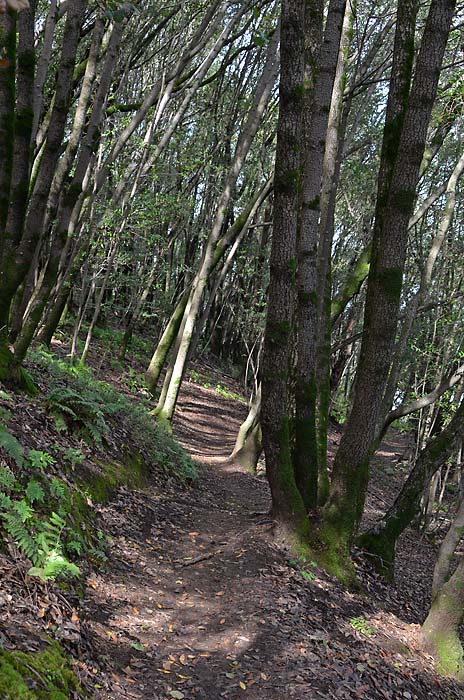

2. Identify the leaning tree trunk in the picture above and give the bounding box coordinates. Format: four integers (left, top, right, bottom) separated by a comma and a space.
357, 398, 464, 579
157, 36, 279, 421
228, 384, 262, 472
0, 0, 87, 383
144, 182, 271, 394
432, 495, 464, 601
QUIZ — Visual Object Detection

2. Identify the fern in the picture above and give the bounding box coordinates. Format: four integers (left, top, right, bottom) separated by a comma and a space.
28, 550, 80, 581
12, 498, 34, 522
0, 426, 24, 467
0, 465, 17, 491
49, 478, 66, 500
46, 386, 108, 444
0, 491, 12, 510
25, 479, 45, 503
3, 513, 38, 561
28, 450, 56, 470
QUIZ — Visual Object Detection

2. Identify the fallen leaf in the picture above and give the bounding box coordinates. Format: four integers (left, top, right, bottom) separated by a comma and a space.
169, 692, 185, 699
239, 680, 247, 690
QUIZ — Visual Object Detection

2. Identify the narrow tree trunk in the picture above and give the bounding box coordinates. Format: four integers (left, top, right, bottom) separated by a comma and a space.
358, 399, 464, 578
157, 40, 279, 420
80, 241, 117, 364
229, 385, 262, 472
432, 495, 464, 600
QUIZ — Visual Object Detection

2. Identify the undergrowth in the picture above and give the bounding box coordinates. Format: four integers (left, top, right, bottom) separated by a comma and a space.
30, 347, 197, 482
0, 402, 84, 581
0, 348, 196, 581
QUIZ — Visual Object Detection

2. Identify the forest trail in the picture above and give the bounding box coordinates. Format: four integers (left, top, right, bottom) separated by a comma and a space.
85, 375, 460, 700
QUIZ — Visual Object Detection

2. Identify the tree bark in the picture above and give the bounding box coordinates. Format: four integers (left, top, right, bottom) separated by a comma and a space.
261, 0, 309, 543
358, 399, 464, 578
321, 0, 455, 570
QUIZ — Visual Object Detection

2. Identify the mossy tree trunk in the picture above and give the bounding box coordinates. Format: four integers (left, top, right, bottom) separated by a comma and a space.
12, 14, 124, 364
294, 0, 347, 511
377, 148, 464, 439
432, 495, 464, 601
321, 0, 455, 568
422, 557, 464, 681
0, 0, 87, 385
314, 0, 353, 507
144, 183, 270, 394
261, 0, 310, 544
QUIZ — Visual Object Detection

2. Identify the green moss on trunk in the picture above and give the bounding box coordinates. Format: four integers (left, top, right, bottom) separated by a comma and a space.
0, 639, 81, 699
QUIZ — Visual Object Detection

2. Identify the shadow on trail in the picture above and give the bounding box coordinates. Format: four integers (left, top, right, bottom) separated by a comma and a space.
84, 377, 461, 700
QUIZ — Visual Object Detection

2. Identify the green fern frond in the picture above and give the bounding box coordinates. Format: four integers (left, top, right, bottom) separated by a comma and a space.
12, 499, 34, 522
0, 426, 24, 467
49, 478, 67, 500
25, 479, 45, 503
0, 465, 17, 491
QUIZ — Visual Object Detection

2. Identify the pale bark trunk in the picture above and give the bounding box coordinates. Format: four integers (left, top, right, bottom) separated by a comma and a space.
158, 36, 279, 420
422, 556, 464, 681
432, 496, 464, 600
80, 241, 118, 364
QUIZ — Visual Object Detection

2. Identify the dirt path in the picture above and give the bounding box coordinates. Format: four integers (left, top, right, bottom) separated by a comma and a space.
85, 380, 461, 700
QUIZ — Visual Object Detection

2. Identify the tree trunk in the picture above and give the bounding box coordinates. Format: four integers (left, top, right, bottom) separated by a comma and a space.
261, 0, 310, 544
422, 557, 464, 681
294, 0, 346, 510
321, 0, 455, 572
358, 399, 464, 578
157, 39, 279, 420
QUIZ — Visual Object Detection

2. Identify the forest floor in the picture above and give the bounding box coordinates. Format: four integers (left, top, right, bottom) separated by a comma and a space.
1, 348, 462, 699
85, 365, 460, 700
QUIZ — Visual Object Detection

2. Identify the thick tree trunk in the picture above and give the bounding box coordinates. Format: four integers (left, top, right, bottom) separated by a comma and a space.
422, 556, 464, 681
261, 0, 310, 544
294, 0, 346, 511
314, 0, 353, 507
321, 0, 455, 572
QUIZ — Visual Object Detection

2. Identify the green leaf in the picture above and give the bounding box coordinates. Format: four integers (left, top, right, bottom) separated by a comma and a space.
25, 479, 45, 503
131, 642, 145, 651
0, 426, 24, 467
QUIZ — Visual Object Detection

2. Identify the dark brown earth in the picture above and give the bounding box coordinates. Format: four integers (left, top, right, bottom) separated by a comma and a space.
78, 375, 461, 700
0, 353, 461, 699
